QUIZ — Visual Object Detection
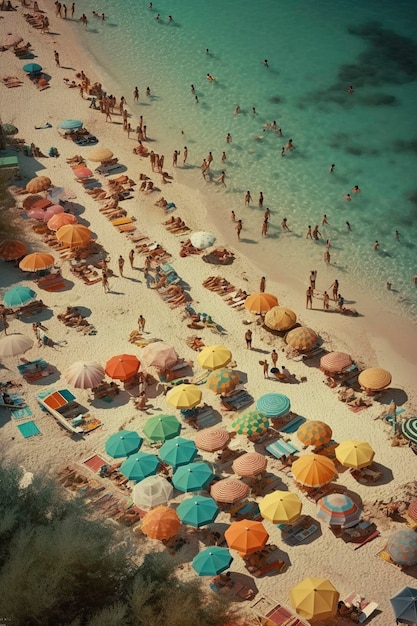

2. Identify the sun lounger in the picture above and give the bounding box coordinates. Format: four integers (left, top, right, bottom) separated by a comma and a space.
250, 596, 309, 626
266, 440, 299, 459
230, 500, 262, 521
283, 524, 318, 546
350, 465, 383, 483
220, 389, 254, 411
278, 414, 306, 433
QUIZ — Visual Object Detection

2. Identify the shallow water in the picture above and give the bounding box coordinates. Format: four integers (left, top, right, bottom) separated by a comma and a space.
73, 0, 417, 322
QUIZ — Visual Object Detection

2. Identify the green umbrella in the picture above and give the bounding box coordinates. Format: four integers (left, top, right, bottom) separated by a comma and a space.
159, 436, 198, 468
177, 495, 219, 527
105, 430, 143, 458
192, 546, 233, 576
120, 452, 160, 482
143, 414, 181, 442
232, 410, 270, 436
172, 462, 213, 492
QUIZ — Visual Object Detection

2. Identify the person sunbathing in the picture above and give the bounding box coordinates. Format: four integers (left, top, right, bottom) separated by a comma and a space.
157, 197, 169, 208
168, 220, 187, 232
203, 276, 221, 288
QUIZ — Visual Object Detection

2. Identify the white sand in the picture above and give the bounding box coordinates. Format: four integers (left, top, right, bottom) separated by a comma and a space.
1, 5, 417, 624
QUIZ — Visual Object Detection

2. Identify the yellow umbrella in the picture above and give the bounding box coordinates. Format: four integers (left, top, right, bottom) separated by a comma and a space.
335, 440, 375, 469
264, 306, 297, 331
260, 491, 302, 524
358, 367, 391, 392
88, 147, 114, 162
26, 176, 51, 194
291, 454, 337, 488
56, 224, 92, 248
290, 577, 339, 621
286, 326, 318, 352
244, 292, 278, 314
197, 345, 232, 370
19, 252, 55, 272
166, 383, 202, 409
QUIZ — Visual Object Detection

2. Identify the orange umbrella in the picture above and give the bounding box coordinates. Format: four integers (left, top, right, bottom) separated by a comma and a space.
105, 354, 140, 381
291, 454, 337, 488
297, 421, 333, 448
358, 367, 392, 392
210, 478, 249, 504
31, 198, 52, 212
195, 427, 230, 452
19, 252, 55, 272
141, 505, 181, 540
0, 240, 27, 260
244, 292, 278, 314
47, 213, 78, 231
56, 224, 92, 248
232, 452, 267, 477
286, 326, 318, 352
225, 520, 269, 555
26, 176, 52, 194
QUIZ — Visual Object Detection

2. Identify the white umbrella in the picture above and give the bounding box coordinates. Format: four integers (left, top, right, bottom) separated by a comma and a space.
190, 231, 216, 250
140, 342, 178, 370
0, 334, 33, 358
65, 361, 105, 389
132, 475, 174, 509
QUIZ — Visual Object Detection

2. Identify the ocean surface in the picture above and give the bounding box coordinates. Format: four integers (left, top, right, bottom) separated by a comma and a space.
72, 0, 417, 322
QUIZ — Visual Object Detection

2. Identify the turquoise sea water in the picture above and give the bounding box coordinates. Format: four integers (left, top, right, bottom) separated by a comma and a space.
73, 0, 417, 321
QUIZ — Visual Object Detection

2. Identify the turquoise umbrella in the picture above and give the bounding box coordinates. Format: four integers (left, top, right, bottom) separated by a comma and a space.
177, 495, 219, 527
256, 392, 291, 417
192, 546, 233, 576
23, 62, 42, 73
143, 414, 181, 442
402, 418, 417, 444
120, 452, 160, 482
3, 286, 36, 308
60, 119, 83, 130
172, 462, 214, 492
159, 436, 198, 468
105, 430, 143, 458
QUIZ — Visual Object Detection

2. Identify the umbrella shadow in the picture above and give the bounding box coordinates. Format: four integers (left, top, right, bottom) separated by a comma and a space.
378, 387, 408, 406
88, 391, 132, 409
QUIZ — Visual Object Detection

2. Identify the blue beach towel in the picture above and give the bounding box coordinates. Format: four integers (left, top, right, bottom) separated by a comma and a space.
11, 406, 33, 420
17, 421, 41, 438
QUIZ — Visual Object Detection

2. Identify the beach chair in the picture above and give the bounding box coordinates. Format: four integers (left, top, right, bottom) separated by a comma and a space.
266, 440, 299, 460
251, 560, 287, 578
283, 524, 318, 546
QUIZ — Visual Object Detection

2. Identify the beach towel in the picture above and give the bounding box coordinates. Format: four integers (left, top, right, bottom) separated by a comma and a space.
279, 415, 306, 433
17, 420, 41, 438
11, 406, 33, 420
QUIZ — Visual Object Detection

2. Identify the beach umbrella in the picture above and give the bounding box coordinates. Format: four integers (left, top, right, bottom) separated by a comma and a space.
0, 240, 27, 260
120, 452, 160, 483
2, 123, 19, 135
244, 292, 278, 314
402, 418, 417, 444
291, 454, 337, 488
105, 430, 143, 459
172, 462, 213, 492
27, 208, 46, 221
335, 439, 375, 469
286, 326, 318, 352
0, 333, 33, 358
190, 231, 216, 250
192, 546, 233, 576
206, 368, 239, 394
159, 436, 197, 468
73, 166, 93, 180
56, 224, 92, 248
232, 410, 269, 437
19, 252, 55, 272
390, 586, 417, 625
407, 500, 417, 524
358, 367, 391, 392
166, 383, 202, 409
387, 529, 417, 566
141, 505, 180, 540
225, 520, 269, 555
27, 198, 52, 212
3, 286, 36, 308
143, 414, 181, 442
133, 475, 174, 509
210, 478, 249, 504
22, 62, 42, 73
26, 176, 51, 194
177, 495, 219, 527
88, 147, 114, 162
3, 34, 23, 48
197, 345, 232, 370
290, 577, 339, 622
43, 205, 64, 221
22, 194, 43, 211
256, 392, 291, 418
195, 427, 230, 452
232, 452, 267, 477
264, 306, 297, 332
60, 119, 83, 130
260, 491, 302, 524
47, 213, 78, 231
316, 493, 361, 528
297, 420, 333, 448
105, 353, 140, 381
140, 342, 178, 370
320, 351, 353, 374
64, 361, 105, 389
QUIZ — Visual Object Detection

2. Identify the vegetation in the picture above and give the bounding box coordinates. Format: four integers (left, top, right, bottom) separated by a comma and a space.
0, 169, 18, 238
0, 462, 237, 626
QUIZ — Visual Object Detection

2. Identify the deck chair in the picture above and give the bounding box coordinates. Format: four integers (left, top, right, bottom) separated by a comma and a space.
266, 440, 299, 459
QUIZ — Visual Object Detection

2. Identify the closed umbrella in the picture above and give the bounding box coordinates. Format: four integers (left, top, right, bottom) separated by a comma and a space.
291, 454, 337, 488
60, 119, 83, 130
143, 414, 181, 442
206, 368, 239, 394
0, 240, 27, 260
192, 547, 233, 576
88, 147, 114, 162
264, 306, 297, 331
286, 327, 318, 352
105, 430, 143, 458
358, 367, 391, 392
244, 292, 278, 314
3, 286, 36, 308
140, 342, 178, 370
232, 452, 267, 477
133, 475, 173, 509
387, 529, 417, 566
225, 520, 269, 555
26, 176, 51, 194
0, 333, 33, 358
197, 345, 232, 370
56, 224, 92, 248
141, 506, 180, 540
172, 462, 213, 492
290, 577, 339, 622
64, 361, 105, 389
320, 351, 353, 374
47, 213, 78, 231
390, 586, 417, 625
195, 427, 230, 452
19, 252, 55, 272
335, 440, 375, 469
402, 418, 417, 444
256, 393, 290, 418
297, 420, 333, 448
105, 354, 140, 381
316, 494, 361, 528
232, 410, 269, 437
166, 383, 202, 409
120, 452, 160, 482
260, 491, 302, 524
190, 231, 216, 250
210, 478, 249, 504
22, 62, 42, 73
159, 436, 197, 468
177, 495, 219, 527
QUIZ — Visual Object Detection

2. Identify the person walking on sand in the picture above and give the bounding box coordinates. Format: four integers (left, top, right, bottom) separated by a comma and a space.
261, 218, 269, 237
70, 2, 75, 18
183, 146, 188, 165
312, 225, 321, 240
337, 294, 345, 312
271, 349, 278, 367
102, 274, 110, 293
129, 249, 135, 268
260, 276, 266, 293
245, 329, 252, 350
245, 190, 252, 206
324, 249, 331, 264
118, 255, 125, 277
138, 315, 146, 332
306, 286, 313, 309
329, 279, 339, 301
306, 225, 312, 239
323, 291, 330, 310
262, 360, 269, 379
54, 50, 60, 66
309, 270, 317, 290
236, 219, 243, 240
258, 192, 264, 208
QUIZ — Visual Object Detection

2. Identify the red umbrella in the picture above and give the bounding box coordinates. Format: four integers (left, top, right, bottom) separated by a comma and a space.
30, 198, 52, 212
0, 240, 27, 260
73, 166, 93, 180
105, 354, 140, 381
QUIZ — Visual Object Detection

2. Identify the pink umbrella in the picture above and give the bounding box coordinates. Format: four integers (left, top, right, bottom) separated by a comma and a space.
47, 213, 78, 231
73, 166, 93, 180
43, 205, 64, 222
27, 208, 46, 220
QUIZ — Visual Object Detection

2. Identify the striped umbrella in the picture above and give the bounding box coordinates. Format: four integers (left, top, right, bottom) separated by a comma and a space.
401, 418, 417, 444
192, 546, 233, 576
120, 452, 160, 483
316, 494, 361, 528
0, 240, 27, 260
177, 495, 219, 527
387, 529, 417, 566
172, 462, 214, 492
225, 520, 269, 555
335, 440, 375, 469
291, 454, 337, 488
244, 292, 278, 314
159, 436, 198, 468
232, 410, 269, 437
206, 368, 239, 394
320, 351, 353, 374
297, 421, 332, 447
286, 327, 318, 352
260, 491, 302, 524
264, 306, 297, 331
195, 427, 230, 452
407, 500, 417, 523
210, 478, 249, 504
358, 367, 391, 392
141, 506, 180, 541
232, 452, 267, 477
256, 393, 291, 418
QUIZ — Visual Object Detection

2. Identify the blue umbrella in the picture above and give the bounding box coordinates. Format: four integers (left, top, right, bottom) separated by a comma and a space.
387, 529, 417, 566
120, 452, 160, 482
256, 392, 291, 418
172, 462, 214, 492
192, 546, 233, 576
105, 430, 143, 458
3, 286, 36, 308
177, 495, 219, 527
60, 119, 83, 131
159, 436, 198, 468
390, 586, 417, 625
23, 63, 42, 73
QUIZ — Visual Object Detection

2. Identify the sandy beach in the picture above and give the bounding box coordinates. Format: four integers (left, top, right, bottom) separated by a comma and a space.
1, 4, 417, 624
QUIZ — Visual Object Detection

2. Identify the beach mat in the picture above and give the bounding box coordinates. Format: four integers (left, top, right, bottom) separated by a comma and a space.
11, 406, 33, 420
17, 420, 41, 438
83, 454, 108, 473
347, 530, 381, 550
280, 415, 306, 433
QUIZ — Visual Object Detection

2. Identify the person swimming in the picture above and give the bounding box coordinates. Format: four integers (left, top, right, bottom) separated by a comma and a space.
206, 73, 215, 81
